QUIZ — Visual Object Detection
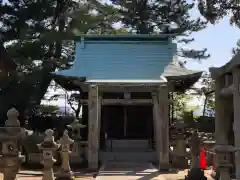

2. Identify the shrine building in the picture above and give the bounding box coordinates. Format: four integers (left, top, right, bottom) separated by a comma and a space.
56, 34, 202, 170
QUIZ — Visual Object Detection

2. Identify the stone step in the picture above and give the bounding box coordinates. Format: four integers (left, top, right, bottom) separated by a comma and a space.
99, 151, 157, 163
103, 147, 154, 152
105, 140, 150, 150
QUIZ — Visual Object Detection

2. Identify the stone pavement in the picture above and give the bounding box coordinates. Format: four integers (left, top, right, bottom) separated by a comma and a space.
0, 164, 213, 180
96, 162, 213, 180
0, 171, 95, 180
97, 162, 165, 180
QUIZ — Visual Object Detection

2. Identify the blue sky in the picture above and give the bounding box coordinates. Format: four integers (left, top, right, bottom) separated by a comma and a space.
185, 16, 240, 71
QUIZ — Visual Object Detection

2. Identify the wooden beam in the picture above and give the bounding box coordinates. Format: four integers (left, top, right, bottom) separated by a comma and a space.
80, 98, 172, 105
80, 99, 153, 105
102, 99, 153, 105
98, 86, 159, 92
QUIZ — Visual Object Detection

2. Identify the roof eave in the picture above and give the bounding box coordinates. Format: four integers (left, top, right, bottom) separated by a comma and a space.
209, 52, 240, 78
73, 34, 179, 42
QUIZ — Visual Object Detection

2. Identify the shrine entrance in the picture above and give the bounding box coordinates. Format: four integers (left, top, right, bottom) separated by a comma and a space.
101, 105, 153, 140
99, 92, 156, 163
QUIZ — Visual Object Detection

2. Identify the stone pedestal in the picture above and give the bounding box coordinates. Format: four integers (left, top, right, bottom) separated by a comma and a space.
189, 131, 200, 168
0, 108, 26, 180
218, 167, 231, 180
172, 122, 188, 168
67, 119, 85, 165
56, 130, 74, 180
37, 129, 60, 180
70, 142, 84, 164
172, 134, 188, 168
215, 145, 234, 180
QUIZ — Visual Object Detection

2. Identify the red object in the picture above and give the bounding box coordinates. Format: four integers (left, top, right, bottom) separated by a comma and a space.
200, 148, 207, 169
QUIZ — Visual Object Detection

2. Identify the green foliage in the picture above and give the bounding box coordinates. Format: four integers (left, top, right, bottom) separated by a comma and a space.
0, 0, 119, 124
196, 0, 240, 62
197, 0, 240, 27
233, 39, 240, 55
38, 104, 60, 115
200, 73, 215, 116
109, 0, 210, 60
0, 0, 118, 71
171, 92, 195, 120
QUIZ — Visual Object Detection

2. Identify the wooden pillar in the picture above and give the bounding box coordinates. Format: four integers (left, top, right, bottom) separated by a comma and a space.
152, 91, 160, 164
152, 86, 170, 170
158, 86, 170, 170
98, 92, 102, 150
88, 85, 100, 170
233, 68, 240, 180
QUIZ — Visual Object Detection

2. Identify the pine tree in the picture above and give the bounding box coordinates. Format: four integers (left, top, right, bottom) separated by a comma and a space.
233, 39, 240, 55
197, 0, 240, 27
0, 0, 118, 72
0, 0, 118, 124
109, 0, 210, 60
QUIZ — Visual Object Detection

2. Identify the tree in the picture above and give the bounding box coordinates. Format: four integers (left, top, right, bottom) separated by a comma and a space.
233, 39, 240, 55
38, 104, 60, 116
0, 0, 118, 72
171, 92, 192, 120
0, 0, 118, 124
199, 72, 215, 117
197, 0, 240, 26
109, 0, 210, 60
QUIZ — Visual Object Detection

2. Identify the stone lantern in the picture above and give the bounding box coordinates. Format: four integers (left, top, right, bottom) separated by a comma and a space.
0, 108, 26, 180
172, 121, 188, 168
55, 130, 74, 180
37, 129, 60, 180
67, 119, 85, 165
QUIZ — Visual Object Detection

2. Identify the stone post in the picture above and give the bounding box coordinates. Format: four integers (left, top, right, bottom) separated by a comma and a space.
0, 108, 26, 180
56, 130, 74, 180
233, 68, 240, 180
88, 84, 100, 170
67, 119, 85, 165
37, 129, 60, 180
